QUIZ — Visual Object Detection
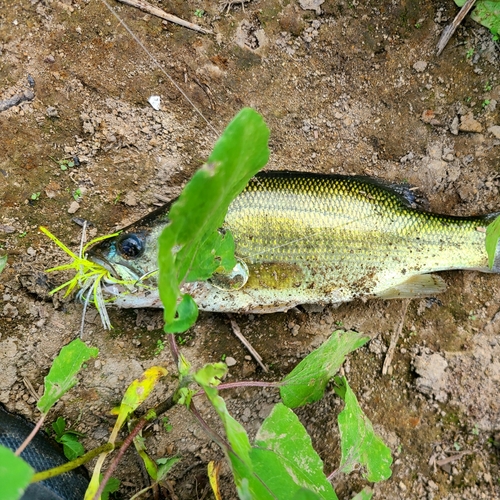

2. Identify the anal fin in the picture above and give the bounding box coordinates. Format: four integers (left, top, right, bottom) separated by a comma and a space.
377, 274, 447, 300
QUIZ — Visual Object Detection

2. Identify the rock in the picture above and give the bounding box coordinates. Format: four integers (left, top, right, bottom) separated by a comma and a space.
450, 116, 459, 135
459, 112, 483, 133
46, 106, 59, 118
123, 191, 138, 207
225, 356, 237, 367
2, 303, 18, 318
414, 353, 448, 402
487, 125, 500, 139
299, 0, 324, 14
413, 60, 428, 73
68, 201, 80, 214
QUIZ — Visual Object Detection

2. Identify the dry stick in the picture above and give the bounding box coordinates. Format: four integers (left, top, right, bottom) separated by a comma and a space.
382, 299, 410, 376
115, 0, 212, 34
436, 0, 477, 56
230, 319, 268, 373
100, 0, 219, 137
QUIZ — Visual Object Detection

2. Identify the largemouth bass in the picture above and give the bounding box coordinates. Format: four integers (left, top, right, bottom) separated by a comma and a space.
88, 172, 500, 313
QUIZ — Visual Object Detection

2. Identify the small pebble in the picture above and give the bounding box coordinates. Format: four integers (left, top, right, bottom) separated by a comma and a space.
225, 356, 237, 367
68, 201, 80, 214
413, 60, 428, 72
487, 125, 500, 139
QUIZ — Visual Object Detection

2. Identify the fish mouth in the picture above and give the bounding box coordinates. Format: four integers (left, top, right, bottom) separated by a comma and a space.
87, 254, 142, 282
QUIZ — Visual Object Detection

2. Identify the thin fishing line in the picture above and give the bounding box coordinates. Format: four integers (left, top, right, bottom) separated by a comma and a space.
100, 0, 219, 137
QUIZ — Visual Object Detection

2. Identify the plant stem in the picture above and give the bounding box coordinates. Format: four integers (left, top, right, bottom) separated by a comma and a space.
31, 443, 115, 483
15, 413, 46, 456
168, 333, 179, 366
92, 419, 147, 500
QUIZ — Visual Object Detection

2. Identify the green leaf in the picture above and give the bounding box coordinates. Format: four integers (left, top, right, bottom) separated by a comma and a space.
0, 254, 7, 274
455, 0, 500, 34
59, 434, 85, 461
37, 339, 98, 414
0, 445, 34, 500
292, 490, 324, 500
280, 331, 369, 408
156, 456, 182, 481
100, 475, 120, 500
351, 487, 374, 500
52, 416, 66, 438
158, 108, 270, 329
335, 377, 392, 482
486, 215, 500, 269
185, 230, 236, 282
164, 293, 198, 334
252, 403, 338, 500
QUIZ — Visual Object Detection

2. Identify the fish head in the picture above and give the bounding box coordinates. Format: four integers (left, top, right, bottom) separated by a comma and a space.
87, 227, 163, 285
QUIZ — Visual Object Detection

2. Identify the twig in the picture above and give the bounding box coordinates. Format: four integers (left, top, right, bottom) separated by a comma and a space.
436, 0, 477, 56
100, 0, 219, 137
115, 0, 212, 34
230, 319, 268, 373
437, 450, 474, 466
382, 299, 410, 375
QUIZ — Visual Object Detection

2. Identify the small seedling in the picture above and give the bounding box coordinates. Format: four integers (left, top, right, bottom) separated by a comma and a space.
161, 417, 173, 433
154, 339, 165, 356
454, 442, 461, 451
221, 353, 226, 361
194, 8, 204, 17
484, 81, 493, 92
482, 99, 491, 109
49, 156, 75, 171
18, 231, 27, 238
73, 188, 82, 201
30, 192, 41, 201
52, 416, 85, 461
466, 48, 474, 59
471, 424, 480, 436
414, 22, 422, 29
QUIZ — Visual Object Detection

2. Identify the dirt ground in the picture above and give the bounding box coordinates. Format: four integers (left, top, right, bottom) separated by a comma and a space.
1, 0, 499, 498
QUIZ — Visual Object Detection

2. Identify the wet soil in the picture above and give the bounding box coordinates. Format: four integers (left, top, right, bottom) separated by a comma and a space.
1, 0, 499, 498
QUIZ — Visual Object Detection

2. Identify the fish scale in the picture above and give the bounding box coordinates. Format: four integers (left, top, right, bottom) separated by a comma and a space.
88, 171, 500, 313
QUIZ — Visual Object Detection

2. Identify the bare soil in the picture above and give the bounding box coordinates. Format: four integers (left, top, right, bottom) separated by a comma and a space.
1, 0, 499, 498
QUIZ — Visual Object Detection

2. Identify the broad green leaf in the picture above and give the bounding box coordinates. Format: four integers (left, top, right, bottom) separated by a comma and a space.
0, 445, 34, 500
0, 254, 7, 274
335, 377, 392, 482
351, 487, 374, 500
158, 108, 270, 329
281, 331, 369, 408
455, 0, 500, 34
52, 416, 66, 438
37, 339, 98, 414
185, 230, 236, 282
156, 456, 181, 481
100, 476, 120, 500
59, 434, 85, 461
252, 403, 338, 500
486, 215, 500, 269
164, 293, 198, 333
292, 490, 323, 500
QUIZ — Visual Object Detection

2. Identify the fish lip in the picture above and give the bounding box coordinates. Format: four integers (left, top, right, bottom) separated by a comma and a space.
87, 254, 121, 279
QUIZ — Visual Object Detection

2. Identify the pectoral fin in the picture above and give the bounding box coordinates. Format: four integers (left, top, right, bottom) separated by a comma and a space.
377, 274, 447, 300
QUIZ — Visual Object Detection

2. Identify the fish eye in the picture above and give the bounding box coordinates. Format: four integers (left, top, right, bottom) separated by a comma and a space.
117, 233, 144, 259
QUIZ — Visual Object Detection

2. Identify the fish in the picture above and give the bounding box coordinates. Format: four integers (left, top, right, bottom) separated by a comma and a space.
87, 171, 500, 314
0, 405, 89, 500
